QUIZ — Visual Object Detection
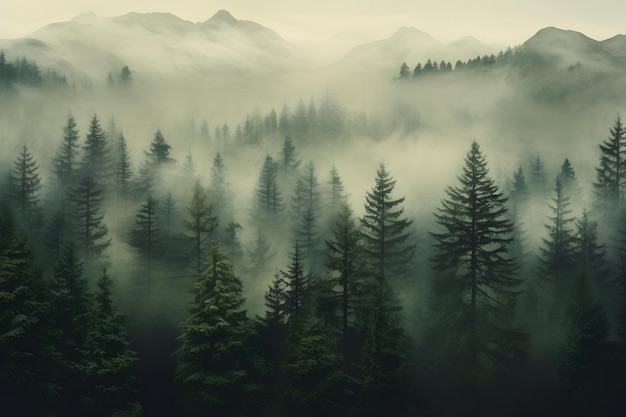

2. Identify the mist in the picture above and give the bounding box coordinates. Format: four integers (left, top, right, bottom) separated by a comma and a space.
2, 9, 626, 417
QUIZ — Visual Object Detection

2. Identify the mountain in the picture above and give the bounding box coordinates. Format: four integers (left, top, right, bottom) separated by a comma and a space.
1, 10, 294, 82
335, 27, 496, 76
521, 27, 626, 70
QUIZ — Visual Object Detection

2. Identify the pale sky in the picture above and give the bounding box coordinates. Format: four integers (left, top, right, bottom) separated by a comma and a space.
0, 0, 624, 46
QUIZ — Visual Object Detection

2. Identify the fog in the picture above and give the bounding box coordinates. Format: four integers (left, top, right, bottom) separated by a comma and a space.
2, 9, 626, 417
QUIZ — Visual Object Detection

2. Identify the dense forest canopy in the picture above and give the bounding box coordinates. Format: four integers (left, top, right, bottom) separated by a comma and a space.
2, 20, 626, 417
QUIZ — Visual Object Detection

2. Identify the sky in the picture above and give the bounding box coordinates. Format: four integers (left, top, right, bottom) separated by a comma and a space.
0, 0, 624, 47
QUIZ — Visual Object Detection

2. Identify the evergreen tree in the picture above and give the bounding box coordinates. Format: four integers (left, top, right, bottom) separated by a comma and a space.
293, 162, 321, 272
510, 166, 528, 207
175, 241, 260, 417
594, 116, 626, 212
398, 62, 410, 79
538, 176, 576, 287
43, 209, 68, 262
81, 114, 111, 181
360, 162, 414, 286
280, 136, 301, 173
185, 179, 217, 273
429, 141, 525, 386
0, 209, 58, 416
326, 164, 347, 220
146, 129, 174, 165
324, 203, 364, 349
574, 209, 608, 287
282, 243, 309, 318
84, 269, 141, 417
53, 113, 81, 186
182, 150, 196, 179
10, 145, 42, 225
67, 175, 111, 258
559, 274, 609, 394
253, 155, 284, 229
529, 153, 547, 194
130, 195, 159, 259
49, 244, 92, 417
115, 132, 133, 200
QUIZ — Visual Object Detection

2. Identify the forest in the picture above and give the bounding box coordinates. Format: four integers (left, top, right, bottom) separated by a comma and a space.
2, 33, 626, 415
2, 100, 626, 416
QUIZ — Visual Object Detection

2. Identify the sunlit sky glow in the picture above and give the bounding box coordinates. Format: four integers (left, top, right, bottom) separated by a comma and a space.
1, 1, 624, 47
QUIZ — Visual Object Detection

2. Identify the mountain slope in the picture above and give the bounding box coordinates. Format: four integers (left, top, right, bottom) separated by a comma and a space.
19, 10, 294, 80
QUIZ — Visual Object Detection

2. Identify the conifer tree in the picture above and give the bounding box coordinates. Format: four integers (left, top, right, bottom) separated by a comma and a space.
253, 155, 284, 229
115, 132, 133, 200
429, 141, 525, 385
53, 113, 81, 187
185, 179, 217, 273
67, 175, 111, 258
324, 203, 364, 348
43, 209, 68, 262
0, 208, 58, 416
510, 166, 528, 207
10, 145, 42, 225
49, 244, 92, 417
130, 195, 159, 259
146, 129, 174, 165
280, 136, 301, 173
281, 243, 309, 318
326, 164, 347, 220
81, 114, 111, 181
175, 241, 260, 417
84, 270, 141, 417
529, 153, 547, 194
538, 176, 576, 287
594, 116, 626, 211
182, 150, 196, 179
574, 209, 608, 287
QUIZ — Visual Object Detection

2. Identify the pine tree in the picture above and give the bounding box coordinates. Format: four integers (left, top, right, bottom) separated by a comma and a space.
574, 209, 608, 287
130, 195, 159, 259
67, 175, 111, 258
84, 270, 141, 417
594, 116, 626, 212
81, 114, 111, 181
429, 141, 525, 385
175, 241, 260, 417
282, 243, 309, 318
398, 62, 410, 79
538, 176, 576, 287
182, 150, 196, 179
360, 163, 414, 286
10, 145, 42, 225
43, 209, 68, 262
185, 179, 217, 273
529, 153, 547, 194
253, 155, 284, 229
0, 208, 58, 416
559, 274, 609, 393
53, 113, 81, 186
115, 132, 133, 200
326, 164, 347, 220
280, 136, 301, 173
324, 203, 364, 349
49, 244, 92, 417
510, 166, 528, 207
146, 129, 174, 165
293, 162, 321, 272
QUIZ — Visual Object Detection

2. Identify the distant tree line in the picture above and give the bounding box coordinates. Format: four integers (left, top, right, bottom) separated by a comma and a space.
0, 51, 68, 90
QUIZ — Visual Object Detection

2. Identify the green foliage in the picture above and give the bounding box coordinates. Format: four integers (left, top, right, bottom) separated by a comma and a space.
0, 208, 58, 415
146, 129, 173, 165
175, 241, 262, 417
185, 179, 217, 272
10, 145, 42, 226
594, 116, 626, 212
53, 113, 81, 187
254, 155, 284, 229
67, 175, 111, 258
84, 270, 141, 417
429, 141, 525, 383
82, 114, 111, 181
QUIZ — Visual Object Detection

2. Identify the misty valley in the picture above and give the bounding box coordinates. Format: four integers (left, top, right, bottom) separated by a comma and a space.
2, 9, 626, 417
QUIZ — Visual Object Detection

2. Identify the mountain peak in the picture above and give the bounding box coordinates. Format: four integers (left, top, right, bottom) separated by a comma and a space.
391, 26, 434, 40
206, 10, 238, 25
